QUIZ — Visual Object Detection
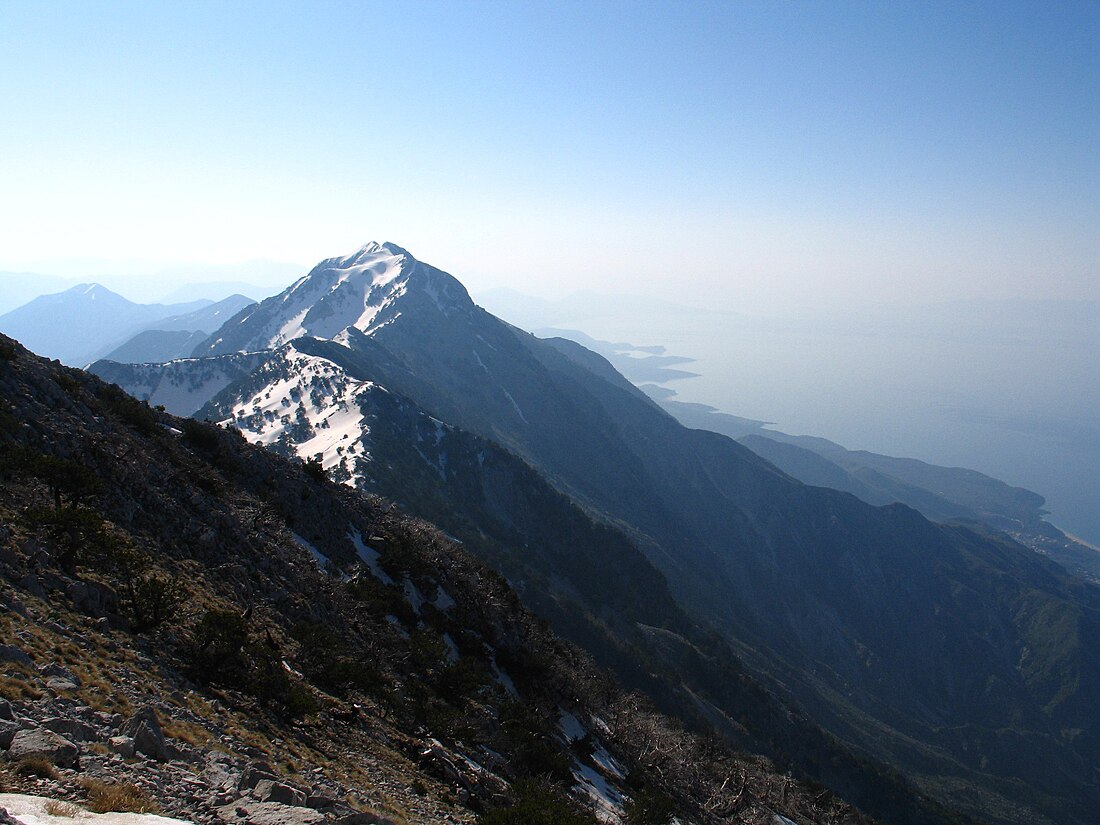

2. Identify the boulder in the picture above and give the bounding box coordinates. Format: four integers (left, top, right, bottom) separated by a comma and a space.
68, 579, 118, 617
39, 664, 80, 684
0, 645, 32, 667
7, 726, 79, 768
215, 801, 325, 825
253, 780, 307, 807
333, 813, 399, 825
42, 716, 97, 742
108, 735, 136, 758
0, 699, 13, 721
238, 761, 278, 791
121, 706, 169, 761
46, 677, 78, 693
305, 794, 340, 811
0, 719, 22, 749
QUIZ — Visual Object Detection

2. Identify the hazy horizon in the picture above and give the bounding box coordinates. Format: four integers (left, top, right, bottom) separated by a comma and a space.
2, 2, 1097, 313
1, 2, 1096, 535
2, 264, 1097, 545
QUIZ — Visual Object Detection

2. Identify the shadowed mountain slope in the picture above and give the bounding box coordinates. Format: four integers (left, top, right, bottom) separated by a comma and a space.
1, 332, 895, 825
92, 244, 1100, 825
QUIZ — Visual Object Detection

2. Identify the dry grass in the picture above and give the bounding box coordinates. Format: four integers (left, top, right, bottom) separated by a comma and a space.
163, 719, 213, 747
0, 668, 43, 700
14, 756, 58, 779
44, 800, 82, 817
79, 778, 161, 814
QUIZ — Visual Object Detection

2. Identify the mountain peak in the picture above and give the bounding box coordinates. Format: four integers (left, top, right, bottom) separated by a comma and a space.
337, 240, 411, 268
195, 242, 474, 356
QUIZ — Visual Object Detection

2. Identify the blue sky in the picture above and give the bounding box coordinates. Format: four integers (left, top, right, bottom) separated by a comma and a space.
1, 1, 1096, 310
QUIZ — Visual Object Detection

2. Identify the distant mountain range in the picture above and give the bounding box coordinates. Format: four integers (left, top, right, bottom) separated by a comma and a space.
89, 243, 1100, 825
0, 271, 72, 315
0, 283, 253, 366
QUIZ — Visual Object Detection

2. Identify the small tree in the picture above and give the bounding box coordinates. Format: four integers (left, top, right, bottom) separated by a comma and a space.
303, 457, 327, 482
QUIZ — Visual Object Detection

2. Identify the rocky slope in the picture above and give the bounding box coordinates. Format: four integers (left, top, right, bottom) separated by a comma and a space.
0, 333, 879, 825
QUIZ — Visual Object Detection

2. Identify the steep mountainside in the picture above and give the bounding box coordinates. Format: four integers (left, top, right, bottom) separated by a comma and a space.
735, 433, 1100, 583
637, 389, 1096, 580
0, 333, 879, 825
91, 244, 1100, 825
189, 341, 967, 825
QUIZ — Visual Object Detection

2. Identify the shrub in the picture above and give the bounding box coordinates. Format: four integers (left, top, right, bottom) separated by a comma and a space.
8, 450, 102, 509
303, 457, 327, 482
23, 505, 112, 572
181, 417, 221, 451
0, 406, 17, 437
96, 385, 159, 435
291, 622, 381, 695
246, 640, 320, 718
437, 657, 491, 704
44, 800, 81, 817
498, 702, 574, 783
346, 577, 417, 626
625, 787, 677, 825
478, 779, 595, 825
121, 572, 185, 632
188, 609, 318, 719
188, 609, 249, 681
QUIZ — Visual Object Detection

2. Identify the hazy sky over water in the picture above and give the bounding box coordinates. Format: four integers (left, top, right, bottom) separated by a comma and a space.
1, 1, 1097, 312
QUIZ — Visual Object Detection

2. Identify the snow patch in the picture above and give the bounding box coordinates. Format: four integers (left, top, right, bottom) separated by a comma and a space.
432, 586, 456, 611
500, 387, 528, 424
442, 633, 460, 663
0, 794, 192, 825
403, 578, 425, 614
559, 711, 588, 743
591, 743, 627, 780
350, 530, 393, 584
491, 659, 519, 698
254, 244, 415, 349
572, 762, 626, 823
224, 347, 372, 488
292, 533, 328, 569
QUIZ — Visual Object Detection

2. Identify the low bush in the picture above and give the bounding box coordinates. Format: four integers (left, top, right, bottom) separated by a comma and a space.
291, 622, 381, 695
478, 779, 595, 825
624, 787, 677, 825
187, 609, 319, 719
96, 385, 158, 435
303, 457, 328, 482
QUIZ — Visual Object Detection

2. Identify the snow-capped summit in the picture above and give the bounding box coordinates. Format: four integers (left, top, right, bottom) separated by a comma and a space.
194, 242, 474, 357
